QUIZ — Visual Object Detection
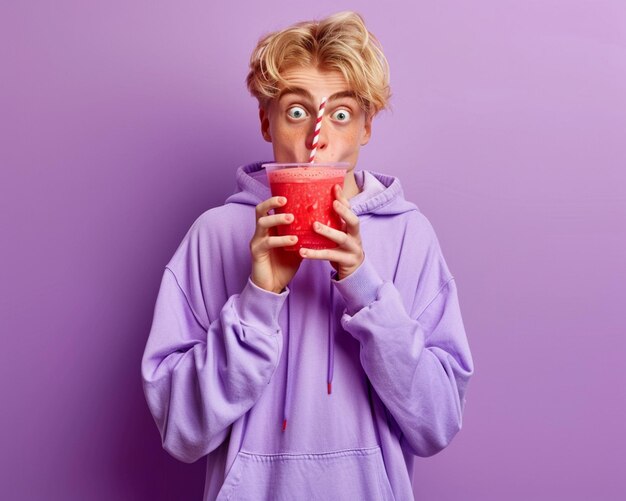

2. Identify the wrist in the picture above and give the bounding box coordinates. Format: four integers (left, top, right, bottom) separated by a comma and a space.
332, 255, 383, 315
237, 277, 289, 332
251, 277, 284, 295
338, 253, 365, 280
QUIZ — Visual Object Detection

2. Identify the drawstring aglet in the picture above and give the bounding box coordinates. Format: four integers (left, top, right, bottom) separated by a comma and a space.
327, 382, 332, 394
282, 419, 287, 432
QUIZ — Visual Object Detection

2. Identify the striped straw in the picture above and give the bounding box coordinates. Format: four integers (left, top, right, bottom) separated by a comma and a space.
308, 96, 327, 163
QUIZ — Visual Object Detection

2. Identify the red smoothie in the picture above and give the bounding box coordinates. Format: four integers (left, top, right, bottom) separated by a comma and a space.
266, 165, 347, 251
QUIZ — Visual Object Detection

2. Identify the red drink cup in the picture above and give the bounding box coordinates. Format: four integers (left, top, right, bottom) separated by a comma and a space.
263, 162, 349, 251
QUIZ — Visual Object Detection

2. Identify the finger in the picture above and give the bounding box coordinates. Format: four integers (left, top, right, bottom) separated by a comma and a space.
257, 213, 293, 231
252, 235, 298, 255
332, 199, 360, 237
266, 235, 298, 249
334, 184, 350, 207
313, 221, 357, 251
255, 196, 286, 220
299, 247, 359, 267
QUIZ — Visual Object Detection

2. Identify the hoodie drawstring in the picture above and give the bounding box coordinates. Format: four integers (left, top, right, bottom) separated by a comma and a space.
327, 270, 335, 395
282, 269, 336, 432
283, 294, 293, 432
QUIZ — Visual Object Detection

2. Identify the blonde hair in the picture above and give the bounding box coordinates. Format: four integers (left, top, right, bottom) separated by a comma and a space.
246, 11, 391, 117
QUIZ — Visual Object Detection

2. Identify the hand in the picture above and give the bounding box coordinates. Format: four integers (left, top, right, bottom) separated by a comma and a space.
250, 196, 303, 294
299, 185, 364, 280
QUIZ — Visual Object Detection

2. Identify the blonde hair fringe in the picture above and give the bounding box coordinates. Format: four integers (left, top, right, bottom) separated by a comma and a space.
246, 11, 392, 117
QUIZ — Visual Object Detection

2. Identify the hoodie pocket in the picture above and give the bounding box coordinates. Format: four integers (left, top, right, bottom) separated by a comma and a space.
216, 445, 395, 501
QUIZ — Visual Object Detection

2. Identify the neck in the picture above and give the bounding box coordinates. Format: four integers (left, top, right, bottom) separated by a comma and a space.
343, 170, 361, 199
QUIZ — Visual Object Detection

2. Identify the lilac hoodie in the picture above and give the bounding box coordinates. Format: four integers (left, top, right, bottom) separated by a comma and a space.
141, 161, 474, 500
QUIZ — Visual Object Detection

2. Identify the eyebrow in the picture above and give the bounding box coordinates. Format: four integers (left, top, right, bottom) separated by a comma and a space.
278, 87, 357, 103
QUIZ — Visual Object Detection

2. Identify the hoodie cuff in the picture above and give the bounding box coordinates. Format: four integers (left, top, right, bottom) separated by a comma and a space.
332, 255, 384, 316
236, 277, 289, 334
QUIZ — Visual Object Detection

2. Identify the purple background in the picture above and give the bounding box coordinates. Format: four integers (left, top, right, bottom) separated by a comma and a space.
2, 1, 625, 499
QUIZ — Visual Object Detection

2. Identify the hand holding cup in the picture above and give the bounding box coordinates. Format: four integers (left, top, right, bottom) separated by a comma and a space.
299, 184, 364, 280
249, 196, 303, 294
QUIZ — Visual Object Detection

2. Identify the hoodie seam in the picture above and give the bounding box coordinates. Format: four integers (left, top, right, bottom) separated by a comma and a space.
238, 445, 381, 459
164, 267, 209, 331
414, 277, 455, 322
267, 333, 280, 385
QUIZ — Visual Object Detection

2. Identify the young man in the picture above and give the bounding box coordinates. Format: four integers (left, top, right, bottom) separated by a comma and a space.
142, 11, 474, 501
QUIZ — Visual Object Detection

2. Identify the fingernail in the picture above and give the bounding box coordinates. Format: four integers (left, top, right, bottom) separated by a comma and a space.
279, 197, 286, 204
313, 222, 320, 230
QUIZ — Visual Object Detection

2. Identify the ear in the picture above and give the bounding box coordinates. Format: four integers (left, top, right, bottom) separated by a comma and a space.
259, 107, 272, 143
360, 114, 373, 146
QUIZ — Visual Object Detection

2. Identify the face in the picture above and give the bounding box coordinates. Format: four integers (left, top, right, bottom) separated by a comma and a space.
259, 66, 372, 169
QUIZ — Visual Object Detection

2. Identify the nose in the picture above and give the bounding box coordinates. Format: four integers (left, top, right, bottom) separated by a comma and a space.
317, 126, 328, 151
307, 118, 329, 152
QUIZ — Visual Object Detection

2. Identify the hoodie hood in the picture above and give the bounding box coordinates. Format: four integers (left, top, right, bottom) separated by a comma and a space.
225, 160, 418, 431
225, 160, 419, 216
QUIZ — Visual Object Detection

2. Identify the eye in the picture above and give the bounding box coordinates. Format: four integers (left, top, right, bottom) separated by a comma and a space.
331, 109, 351, 122
287, 106, 308, 120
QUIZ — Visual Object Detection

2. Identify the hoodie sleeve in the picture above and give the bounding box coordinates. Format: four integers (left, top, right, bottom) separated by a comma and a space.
331, 215, 474, 458
141, 268, 287, 463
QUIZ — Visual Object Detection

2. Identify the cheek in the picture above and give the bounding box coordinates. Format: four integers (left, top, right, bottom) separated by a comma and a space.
338, 127, 362, 148
341, 116, 367, 141
273, 123, 306, 145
